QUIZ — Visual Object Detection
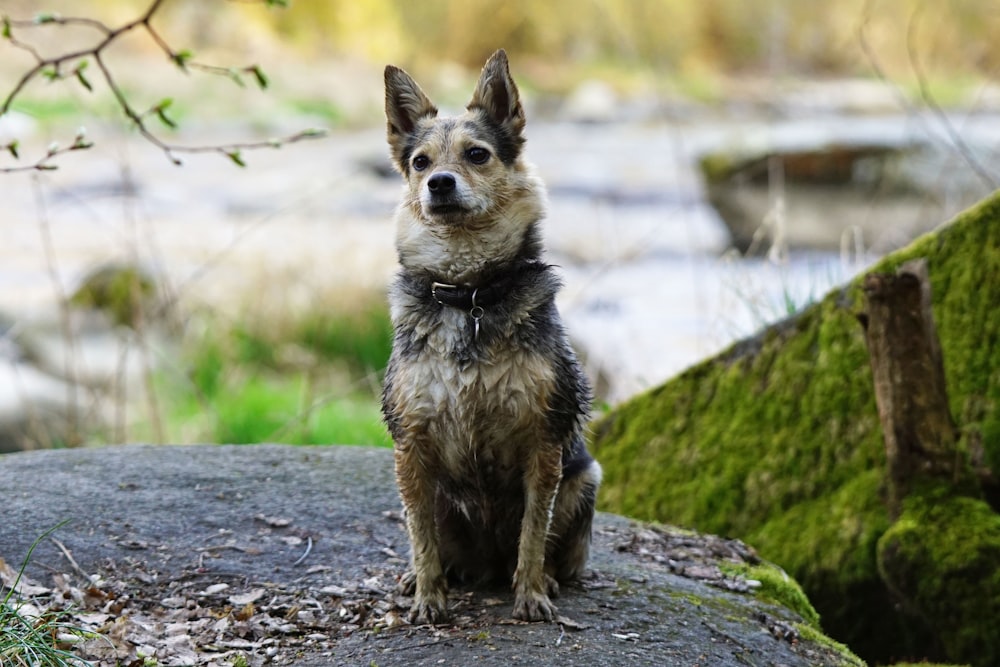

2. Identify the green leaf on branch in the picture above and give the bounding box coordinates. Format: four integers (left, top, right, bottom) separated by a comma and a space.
153, 98, 177, 129
42, 67, 60, 81
5, 141, 19, 159
172, 49, 193, 71
249, 65, 269, 90
225, 150, 246, 167
156, 109, 177, 128
34, 12, 58, 24
75, 61, 93, 92
2, 17, 12, 39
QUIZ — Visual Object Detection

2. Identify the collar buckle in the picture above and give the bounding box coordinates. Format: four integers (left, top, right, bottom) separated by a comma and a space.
431, 281, 458, 306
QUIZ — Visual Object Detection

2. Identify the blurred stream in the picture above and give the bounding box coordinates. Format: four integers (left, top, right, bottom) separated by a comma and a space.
1, 112, 998, 404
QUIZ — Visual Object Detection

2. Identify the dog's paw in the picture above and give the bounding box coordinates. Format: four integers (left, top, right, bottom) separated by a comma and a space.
397, 570, 416, 596
408, 590, 449, 625
512, 590, 558, 622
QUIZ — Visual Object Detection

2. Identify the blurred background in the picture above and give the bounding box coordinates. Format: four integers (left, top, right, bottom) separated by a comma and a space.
1, 0, 999, 451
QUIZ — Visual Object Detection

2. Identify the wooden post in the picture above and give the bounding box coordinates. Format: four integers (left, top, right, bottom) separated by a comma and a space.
858, 259, 965, 517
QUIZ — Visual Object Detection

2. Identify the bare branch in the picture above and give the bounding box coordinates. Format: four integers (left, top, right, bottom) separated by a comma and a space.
0, 129, 93, 173
857, 0, 999, 190
904, 6, 998, 189
0, 0, 326, 171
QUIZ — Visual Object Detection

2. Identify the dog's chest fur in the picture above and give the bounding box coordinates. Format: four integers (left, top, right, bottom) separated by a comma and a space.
384, 277, 561, 483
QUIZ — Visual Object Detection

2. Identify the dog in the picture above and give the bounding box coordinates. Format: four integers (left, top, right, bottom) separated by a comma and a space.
380, 49, 602, 624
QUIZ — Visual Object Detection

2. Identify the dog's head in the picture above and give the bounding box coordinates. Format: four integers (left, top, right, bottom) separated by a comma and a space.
384, 50, 544, 279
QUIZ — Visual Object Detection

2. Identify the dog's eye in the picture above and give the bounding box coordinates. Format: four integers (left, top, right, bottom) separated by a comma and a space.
466, 147, 490, 165
412, 155, 430, 171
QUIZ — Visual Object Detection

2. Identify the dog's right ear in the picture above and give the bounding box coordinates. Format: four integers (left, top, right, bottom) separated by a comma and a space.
384, 65, 438, 171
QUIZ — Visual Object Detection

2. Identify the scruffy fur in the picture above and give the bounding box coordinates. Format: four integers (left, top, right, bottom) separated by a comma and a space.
381, 49, 602, 624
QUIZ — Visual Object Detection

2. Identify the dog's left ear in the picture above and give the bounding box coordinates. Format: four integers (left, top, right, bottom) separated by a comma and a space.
467, 49, 526, 139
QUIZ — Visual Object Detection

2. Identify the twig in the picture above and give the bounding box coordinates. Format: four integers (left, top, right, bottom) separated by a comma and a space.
51, 537, 90, 581
123, 161, 168, 445
0, 131, 94, 173
293, 536, 313, 566
856, 0, 946, 141
383, 639, 445, 652
857, 0, 998, 189
0, 0, 326, 171
904, 5, 998, 189
32, 174, 82, 445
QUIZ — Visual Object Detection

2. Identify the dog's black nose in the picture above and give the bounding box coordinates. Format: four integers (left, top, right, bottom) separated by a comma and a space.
427, 173, 456, 195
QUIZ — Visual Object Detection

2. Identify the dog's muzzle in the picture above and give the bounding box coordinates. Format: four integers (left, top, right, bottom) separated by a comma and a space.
424, 172, 466, 216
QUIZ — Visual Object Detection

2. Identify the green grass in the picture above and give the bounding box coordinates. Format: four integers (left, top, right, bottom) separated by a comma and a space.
168, 372, 391, 447
1, 522, 92, 667
144, 298, 395, 447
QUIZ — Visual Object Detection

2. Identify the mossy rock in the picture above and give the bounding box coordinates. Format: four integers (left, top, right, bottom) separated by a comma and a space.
878, 488, 1000, 666
720, 561, 820, 628
589, 190, 1000, 664
69, 263, 159, 328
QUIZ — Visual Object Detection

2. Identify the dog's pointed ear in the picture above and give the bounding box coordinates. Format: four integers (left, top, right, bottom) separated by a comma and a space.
467, 49, 525, 139
385, 65, 438, 170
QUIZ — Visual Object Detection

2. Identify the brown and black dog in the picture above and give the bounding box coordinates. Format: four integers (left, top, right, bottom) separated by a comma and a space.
381, 49, 601, 624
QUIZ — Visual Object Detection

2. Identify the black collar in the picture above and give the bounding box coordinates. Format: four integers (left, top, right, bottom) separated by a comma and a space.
431, 277, 513, 311
425, 261, 548, 311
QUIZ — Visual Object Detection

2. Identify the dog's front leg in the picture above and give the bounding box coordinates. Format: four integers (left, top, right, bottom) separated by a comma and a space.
512, 445, 562, 622
394, 445, 448, 624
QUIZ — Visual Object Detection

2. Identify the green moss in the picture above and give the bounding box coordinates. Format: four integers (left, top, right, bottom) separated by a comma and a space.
877, 491, 1000, 666
590, 190, 1000, 664
698, 153, 739, 184
667, 590, 704, 607
721, 562, 820, 628
69, 263, 158, 328
795, 624, 866, 667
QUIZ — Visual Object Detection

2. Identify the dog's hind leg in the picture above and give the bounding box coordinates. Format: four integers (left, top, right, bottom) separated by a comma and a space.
547, 459, 602, 584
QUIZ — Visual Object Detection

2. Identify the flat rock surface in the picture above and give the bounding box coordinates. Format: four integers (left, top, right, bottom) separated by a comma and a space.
0, 444, 857, 666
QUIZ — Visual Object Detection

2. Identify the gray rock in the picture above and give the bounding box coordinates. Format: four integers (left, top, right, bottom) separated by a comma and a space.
0, 444, 863, 666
